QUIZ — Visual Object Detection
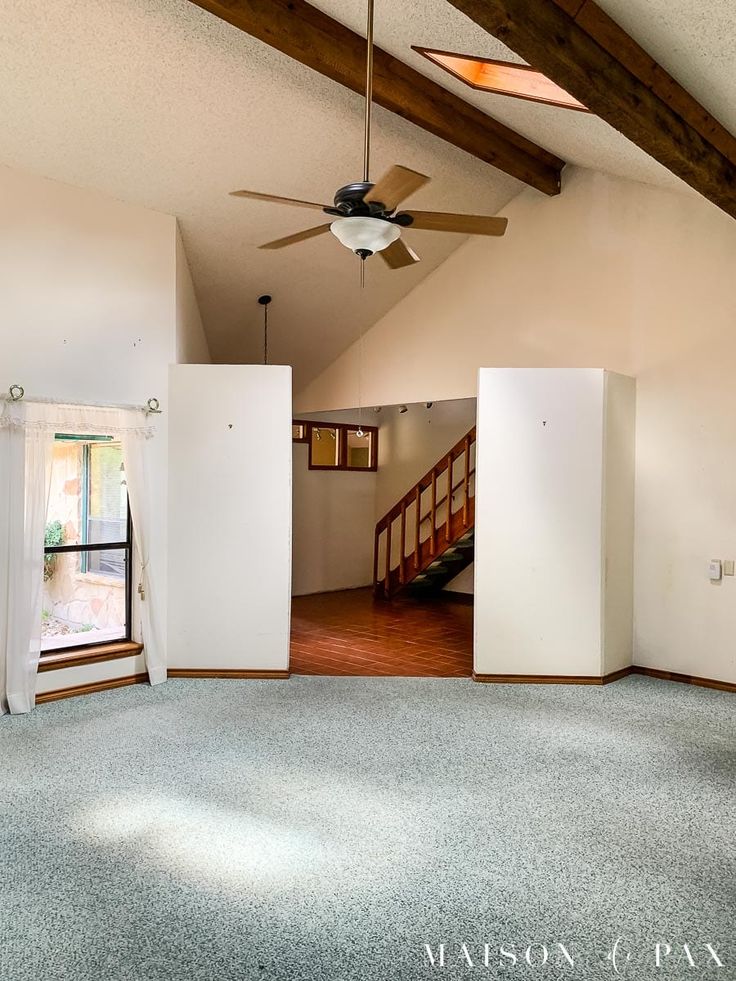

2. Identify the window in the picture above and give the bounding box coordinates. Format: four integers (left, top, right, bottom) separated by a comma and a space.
293, 420, 378, 471
311, 426, 340, 467
412, 47, 589, 112
41, 435, 132, 653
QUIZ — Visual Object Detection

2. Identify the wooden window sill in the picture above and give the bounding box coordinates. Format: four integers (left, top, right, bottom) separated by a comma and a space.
38, 640, 144, 672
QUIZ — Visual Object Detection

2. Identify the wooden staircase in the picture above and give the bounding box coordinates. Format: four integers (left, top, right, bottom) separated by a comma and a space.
373, 427, 476, 599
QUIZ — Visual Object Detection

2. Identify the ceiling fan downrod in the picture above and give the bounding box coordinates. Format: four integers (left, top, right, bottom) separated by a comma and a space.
363, 0, 374, 184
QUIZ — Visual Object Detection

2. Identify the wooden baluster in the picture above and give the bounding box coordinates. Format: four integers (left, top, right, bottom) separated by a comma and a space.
385, 518, 392, 598
430, 470, 437, 554
399, 502, 407, 584
463, 436, 470, 526
373, 526, 380, 590
446, 452, 453, 541
414, 484, 421, 569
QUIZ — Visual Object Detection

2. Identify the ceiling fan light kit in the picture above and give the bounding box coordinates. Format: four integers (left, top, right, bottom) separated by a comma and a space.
229, 0, 508, 270
330, 215, 400, 258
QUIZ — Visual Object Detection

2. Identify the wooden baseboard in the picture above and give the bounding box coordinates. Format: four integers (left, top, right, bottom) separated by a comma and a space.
473, 671, 625, 685
36, 672, 149, 704
473, 665, 735, 692
167, 668, 290, 680
38, 641, 144, 672
632, 665, 736, 693
438, 591, 474, 606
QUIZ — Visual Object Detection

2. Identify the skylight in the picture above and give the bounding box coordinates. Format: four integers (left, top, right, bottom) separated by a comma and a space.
414, 47, 589, 112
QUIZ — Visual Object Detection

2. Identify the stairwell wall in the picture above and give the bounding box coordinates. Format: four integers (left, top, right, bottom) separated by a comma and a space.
375, 398, 477, 594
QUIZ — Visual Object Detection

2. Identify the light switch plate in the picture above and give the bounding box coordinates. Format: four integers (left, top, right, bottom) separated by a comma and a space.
709, 559, 723, 582
724, 560, 735, 577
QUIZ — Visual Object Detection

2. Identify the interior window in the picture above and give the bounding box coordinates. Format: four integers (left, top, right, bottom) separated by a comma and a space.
294, 419, 378, 471
346, 429, 373, 469
41, 436, 132, 652
310, 426, 340, 467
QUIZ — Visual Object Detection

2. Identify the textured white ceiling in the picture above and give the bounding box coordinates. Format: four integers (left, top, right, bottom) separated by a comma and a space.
1, 0, 730, 387
311, 0, 723, 191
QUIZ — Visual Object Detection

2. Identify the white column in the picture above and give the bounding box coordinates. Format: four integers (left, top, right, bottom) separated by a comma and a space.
167, 365, 292, 672
474, 368, 634, 679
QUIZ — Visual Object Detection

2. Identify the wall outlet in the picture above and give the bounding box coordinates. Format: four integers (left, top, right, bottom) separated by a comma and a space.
724, 560, 735, 577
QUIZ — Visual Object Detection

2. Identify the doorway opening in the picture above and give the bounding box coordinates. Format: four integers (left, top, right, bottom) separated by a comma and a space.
290, 398, 476, 676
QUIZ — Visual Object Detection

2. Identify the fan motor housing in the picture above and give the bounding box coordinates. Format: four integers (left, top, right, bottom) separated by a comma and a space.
333, 182, 384, 217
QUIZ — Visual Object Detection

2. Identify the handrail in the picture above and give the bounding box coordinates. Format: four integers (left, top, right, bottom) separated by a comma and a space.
375, 426, 476, 532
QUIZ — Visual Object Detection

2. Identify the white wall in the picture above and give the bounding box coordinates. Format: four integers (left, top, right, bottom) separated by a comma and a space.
299, 167, 736, 683
168, 364, 292, 671
175, 225, 211, 365
291, 409, 377, 596
292, 443, 376, 595
602, 372, 636, 675
0, 165, 177, 694
474, 369, 607, 677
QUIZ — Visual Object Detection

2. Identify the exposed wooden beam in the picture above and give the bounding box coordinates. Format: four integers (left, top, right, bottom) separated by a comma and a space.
447, 0, 736, 219
188, 0, 563, 195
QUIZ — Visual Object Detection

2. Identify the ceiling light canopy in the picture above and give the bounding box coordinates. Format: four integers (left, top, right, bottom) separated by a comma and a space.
330, 216, 401, 257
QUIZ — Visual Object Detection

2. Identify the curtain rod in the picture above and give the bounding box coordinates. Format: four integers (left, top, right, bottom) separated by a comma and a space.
4, 385, 162, 415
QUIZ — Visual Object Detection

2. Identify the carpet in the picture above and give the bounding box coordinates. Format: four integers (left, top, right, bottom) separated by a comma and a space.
1, 675, 734, 979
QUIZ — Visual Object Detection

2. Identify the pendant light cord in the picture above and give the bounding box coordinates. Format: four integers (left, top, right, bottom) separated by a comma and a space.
362, 0, 375, 183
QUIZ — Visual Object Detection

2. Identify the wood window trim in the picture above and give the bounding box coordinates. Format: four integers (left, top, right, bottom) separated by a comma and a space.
293, 419, 378, 472
37, 639, 144, 672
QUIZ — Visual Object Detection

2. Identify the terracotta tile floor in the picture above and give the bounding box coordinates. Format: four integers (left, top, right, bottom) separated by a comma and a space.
290, 587, 473, 677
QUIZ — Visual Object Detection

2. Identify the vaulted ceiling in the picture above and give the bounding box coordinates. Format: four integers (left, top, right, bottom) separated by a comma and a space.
1, 0, 733, 388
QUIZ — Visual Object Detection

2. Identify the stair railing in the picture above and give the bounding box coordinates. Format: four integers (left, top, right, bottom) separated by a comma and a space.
373, 426, 476, 598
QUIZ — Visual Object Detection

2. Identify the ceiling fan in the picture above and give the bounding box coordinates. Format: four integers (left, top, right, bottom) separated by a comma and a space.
229, 0, 508, 270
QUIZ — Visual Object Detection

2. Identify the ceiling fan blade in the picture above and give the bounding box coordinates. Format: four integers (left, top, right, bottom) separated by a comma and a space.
364, 165, 430, 211
259, 224, 332, 250
230, 190, 328, 211
380, 238, 421, 269
403, 211, 508, 236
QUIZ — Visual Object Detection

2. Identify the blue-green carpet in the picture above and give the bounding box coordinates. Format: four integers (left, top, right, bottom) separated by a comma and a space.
1, 675, 734, 979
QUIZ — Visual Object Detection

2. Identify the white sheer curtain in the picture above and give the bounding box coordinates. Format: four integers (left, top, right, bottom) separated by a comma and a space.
121, 429, 165, 685
0, 399, 165, 715
0, 403, 53, 715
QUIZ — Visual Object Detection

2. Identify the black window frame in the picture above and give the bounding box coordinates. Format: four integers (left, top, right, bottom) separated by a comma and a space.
41, 436, 133, 656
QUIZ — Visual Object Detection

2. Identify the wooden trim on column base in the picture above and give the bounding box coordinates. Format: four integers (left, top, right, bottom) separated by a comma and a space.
168, 668, 291, 679
472, 668, 631, 685
36, 672, 149, 704
472, 668, 632, 685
